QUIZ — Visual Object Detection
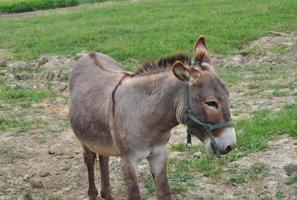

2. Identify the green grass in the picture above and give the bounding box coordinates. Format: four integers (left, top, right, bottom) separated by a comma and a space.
236, 104, 297, 153
275, 190, 285, 200
169, 172, 194, 194
170, 143, 199, 153
270, 45, 291, 55
24, 190, 34, 200
40, 191, 62, 200
0, 116, 48, 134
0, 70, 57, 134
218, 64, 297, 87
272, 90, 287, 97
0, 0, 297, 62
144, 177, 154, 192
217, 68, 242, 85
0, 147, 10, 164
247, 82, 261, 90
228, 175, 246, 185
286, 175, 297, 186
0, 88, 58, 105
0, 65, 58, 107
24, 189, 62, 200
228, 162, 269, 185
270, 80, 297, 90
169, 143, 227, 179
227, 163, 270, 186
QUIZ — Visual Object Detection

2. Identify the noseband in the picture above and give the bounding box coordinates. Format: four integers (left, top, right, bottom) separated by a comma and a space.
182, 83, 233, 157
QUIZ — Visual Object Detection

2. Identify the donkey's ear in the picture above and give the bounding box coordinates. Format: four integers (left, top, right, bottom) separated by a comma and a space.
172, 61, 200, 85
194, 35, 211, 65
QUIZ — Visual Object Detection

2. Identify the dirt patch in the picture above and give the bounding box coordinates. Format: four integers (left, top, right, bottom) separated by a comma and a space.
1, 54, 77, 93
213, 32, 297, 120
213, 32, 297, 68
227, 134, 297, 199
0, 33, 297, 199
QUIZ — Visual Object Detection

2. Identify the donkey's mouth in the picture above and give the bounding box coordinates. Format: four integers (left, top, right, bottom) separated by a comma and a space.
217, 145, 234, 155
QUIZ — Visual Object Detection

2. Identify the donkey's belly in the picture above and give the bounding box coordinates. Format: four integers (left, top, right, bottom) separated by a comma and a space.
70, 112, 120, 156
77, 131, 120, 156
87, 141, 120, 156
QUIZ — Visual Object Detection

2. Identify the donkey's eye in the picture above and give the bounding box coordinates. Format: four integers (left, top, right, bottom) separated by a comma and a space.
205, 101, 219, 109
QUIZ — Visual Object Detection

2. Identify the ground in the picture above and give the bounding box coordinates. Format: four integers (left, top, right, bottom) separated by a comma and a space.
1, 31, 297, 200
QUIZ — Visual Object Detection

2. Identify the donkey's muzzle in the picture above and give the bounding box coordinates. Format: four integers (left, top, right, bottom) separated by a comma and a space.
220, 144, 235, 155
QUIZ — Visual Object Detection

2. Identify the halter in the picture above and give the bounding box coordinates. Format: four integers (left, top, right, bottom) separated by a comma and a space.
182, 83, 233, 157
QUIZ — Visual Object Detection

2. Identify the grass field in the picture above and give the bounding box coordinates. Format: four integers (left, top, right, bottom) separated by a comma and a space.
0, 0, 297, 61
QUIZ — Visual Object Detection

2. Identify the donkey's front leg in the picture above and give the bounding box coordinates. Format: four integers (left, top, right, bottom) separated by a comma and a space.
121, 156, 142, 200
148, 146, 171, 200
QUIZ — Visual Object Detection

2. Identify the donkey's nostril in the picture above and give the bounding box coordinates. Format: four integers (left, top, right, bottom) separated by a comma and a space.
224, 145, 234, 154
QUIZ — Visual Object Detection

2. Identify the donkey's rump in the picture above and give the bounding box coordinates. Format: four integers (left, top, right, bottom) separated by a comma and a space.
69, 52, 124, 156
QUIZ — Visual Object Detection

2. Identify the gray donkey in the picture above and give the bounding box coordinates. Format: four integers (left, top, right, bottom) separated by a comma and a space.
69, 36, 236, 200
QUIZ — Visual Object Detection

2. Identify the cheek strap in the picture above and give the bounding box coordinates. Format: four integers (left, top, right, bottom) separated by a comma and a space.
183, 83, 233, 157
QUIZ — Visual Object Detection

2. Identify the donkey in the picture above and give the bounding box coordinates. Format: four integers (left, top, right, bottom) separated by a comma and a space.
69, 36, 236, 200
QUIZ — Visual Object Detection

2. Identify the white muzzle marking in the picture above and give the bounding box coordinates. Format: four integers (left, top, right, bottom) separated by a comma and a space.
204, 127, 236, 154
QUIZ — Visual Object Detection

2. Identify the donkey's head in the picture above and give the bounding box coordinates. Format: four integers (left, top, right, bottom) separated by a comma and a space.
173, 36, 236, 155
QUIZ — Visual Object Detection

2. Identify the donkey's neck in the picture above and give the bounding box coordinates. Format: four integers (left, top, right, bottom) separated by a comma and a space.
127, 71, 183, 133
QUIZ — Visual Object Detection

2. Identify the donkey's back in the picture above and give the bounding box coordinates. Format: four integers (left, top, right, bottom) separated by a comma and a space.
69, 52, 124, 156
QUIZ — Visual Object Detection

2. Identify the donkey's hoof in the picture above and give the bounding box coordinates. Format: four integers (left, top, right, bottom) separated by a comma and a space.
157, 192, 171, 200
88, 195, 98, 200
100, 191, 114, 200
128, 194, 142, 200
88, 189, 98, 200
105, 195, 115, 200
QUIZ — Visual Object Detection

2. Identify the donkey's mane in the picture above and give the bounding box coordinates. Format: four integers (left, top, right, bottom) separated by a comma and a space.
133, 53, 192, 76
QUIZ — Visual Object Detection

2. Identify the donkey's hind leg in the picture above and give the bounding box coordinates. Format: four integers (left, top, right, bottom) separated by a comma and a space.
83, 145, 98, 200
99, 155, 114, 200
